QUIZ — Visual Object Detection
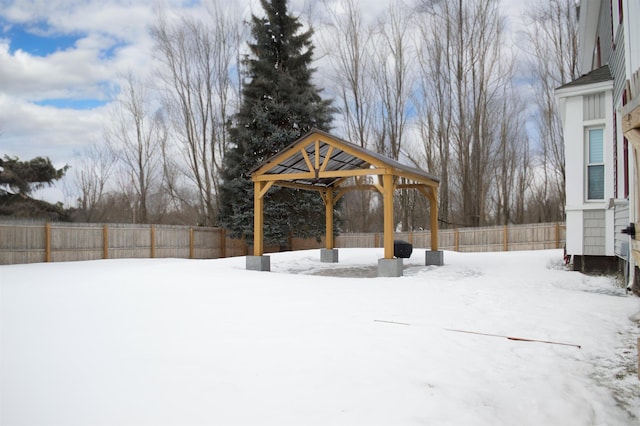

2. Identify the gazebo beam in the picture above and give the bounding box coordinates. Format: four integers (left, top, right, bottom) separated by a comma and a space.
252, 168, 380, 182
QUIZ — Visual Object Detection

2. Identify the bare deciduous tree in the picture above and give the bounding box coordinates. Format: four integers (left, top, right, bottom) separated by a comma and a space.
151, 1, 242, 225
320, 0, 375, 150
414, 0, 513, 227
371, 2, 413, 162
105, 72, 165, 223
372, 2, 415, 231
492, 89, 532, 224
413, 3, 454, 227
319, 0, 379, 232
73, 141, 117, 222
523, 0, 580, 221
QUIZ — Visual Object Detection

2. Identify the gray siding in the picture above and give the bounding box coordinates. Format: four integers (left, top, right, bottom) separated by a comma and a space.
583, 209, 606, 255
597, 0, 613, 66
610, 25, 626, 105
583, 92, 606, 120
614, 201, 630, 258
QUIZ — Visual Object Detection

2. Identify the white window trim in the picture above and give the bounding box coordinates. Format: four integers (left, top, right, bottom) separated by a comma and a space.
585, 126, 605, 202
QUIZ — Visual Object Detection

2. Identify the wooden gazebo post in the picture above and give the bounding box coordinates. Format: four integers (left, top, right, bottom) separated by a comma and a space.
382, 173, 395, 260
377, 172, 404, 276
320, 188, 339, 263
324, 189, 334, 250
429, 187, 439, 251
246, 180, 271, 271
426, 186, 443, 265
253, 181, 264, 257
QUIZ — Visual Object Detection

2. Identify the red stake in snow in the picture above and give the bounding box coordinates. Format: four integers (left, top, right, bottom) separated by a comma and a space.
444, 328, 581, 349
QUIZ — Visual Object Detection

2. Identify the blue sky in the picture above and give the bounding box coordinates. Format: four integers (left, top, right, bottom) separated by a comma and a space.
0, 0, 163, 172
4, 22, 111, 110
5, 22, 81, 55
0, 12, 132, 112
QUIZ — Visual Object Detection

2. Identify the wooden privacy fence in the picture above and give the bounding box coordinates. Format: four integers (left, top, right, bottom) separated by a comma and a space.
292, 222, 566, 252
0, 222, 246, 265
0, 221, 565, 265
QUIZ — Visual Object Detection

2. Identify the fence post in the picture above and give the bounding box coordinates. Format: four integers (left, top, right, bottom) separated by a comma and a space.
503, 225, 509, 251
454, 228, 459, 252
374, 233, 379, 248
220, 228, 226, 259
189, 227, 194, 259
555, 222, 561, 249
150, 225, 156, 258
103, 224, 109, 259
45, 223, 51, 262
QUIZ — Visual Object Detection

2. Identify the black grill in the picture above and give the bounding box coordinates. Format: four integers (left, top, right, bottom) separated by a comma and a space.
393, 240, 413, 258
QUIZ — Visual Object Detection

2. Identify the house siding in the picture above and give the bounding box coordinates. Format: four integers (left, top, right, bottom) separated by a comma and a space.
610, 25, 626, 104
559, 81, 614, 259
583, 209, 606, 255
614, 200, 630, 258
560, 0, 640, 282
596, 0, 613, 67
583, 92, 606, 120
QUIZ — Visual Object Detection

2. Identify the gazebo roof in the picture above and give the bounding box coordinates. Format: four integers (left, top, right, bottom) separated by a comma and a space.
249, 128, 440, 190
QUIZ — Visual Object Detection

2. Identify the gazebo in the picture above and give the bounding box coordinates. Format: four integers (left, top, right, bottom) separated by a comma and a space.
246, 129, 442, 276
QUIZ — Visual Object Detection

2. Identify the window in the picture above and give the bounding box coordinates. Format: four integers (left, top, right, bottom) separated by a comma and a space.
587, 128, 604, 200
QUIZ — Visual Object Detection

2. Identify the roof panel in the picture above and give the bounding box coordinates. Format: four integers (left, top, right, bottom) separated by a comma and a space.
250, 129, 440, 187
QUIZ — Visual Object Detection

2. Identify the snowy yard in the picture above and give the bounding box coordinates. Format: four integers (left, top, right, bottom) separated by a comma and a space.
1, 248, 639, 425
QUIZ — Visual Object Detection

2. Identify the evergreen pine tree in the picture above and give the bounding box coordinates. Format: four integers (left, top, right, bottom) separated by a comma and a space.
0, 155, 69, 196
218, 0, 335, 249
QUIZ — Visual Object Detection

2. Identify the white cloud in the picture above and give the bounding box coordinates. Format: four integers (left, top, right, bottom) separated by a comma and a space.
0, 42, 115, 101
0, 0, 165, 170
0, 93, 107, 160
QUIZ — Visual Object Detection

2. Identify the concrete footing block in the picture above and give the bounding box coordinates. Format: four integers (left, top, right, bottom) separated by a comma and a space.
378, 258, 404, 277
246, 255, 270, 271
425, 250, 444, 266
320, 248, 339, 263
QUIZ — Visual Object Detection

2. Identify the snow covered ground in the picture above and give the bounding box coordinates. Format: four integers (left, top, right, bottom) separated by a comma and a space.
1, 248, 639, 425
